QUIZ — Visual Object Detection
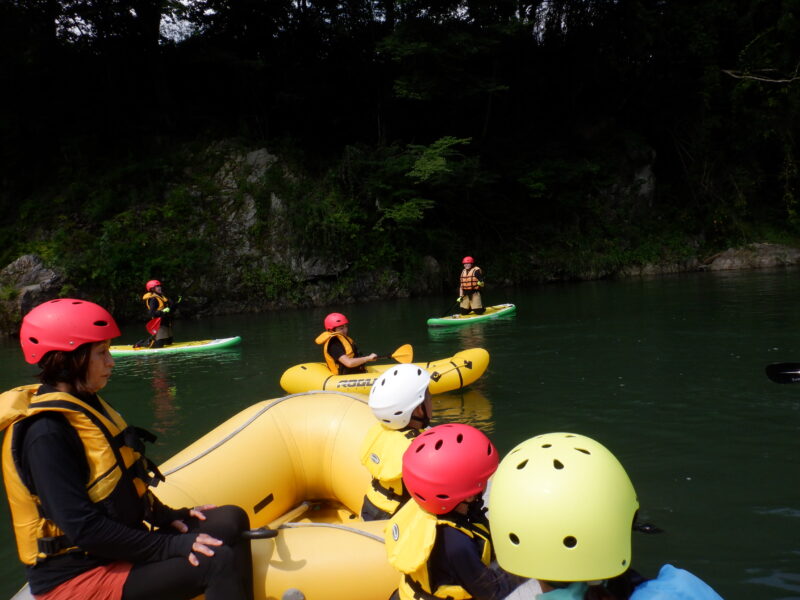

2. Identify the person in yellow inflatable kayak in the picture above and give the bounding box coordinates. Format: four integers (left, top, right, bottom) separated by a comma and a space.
360, 364, 433, 521
489, 432, 724, 600
315, 312, 377, 375
384, 424, 522, 600
1, 298, 254, 600
458, 256, 485, 316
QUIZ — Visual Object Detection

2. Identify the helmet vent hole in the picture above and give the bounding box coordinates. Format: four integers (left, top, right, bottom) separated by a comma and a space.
435, 440, 443, 450
415, 493, 427, 501
553, 459, 564, 470
415, 444, 425, 453
622, 559, 627, 566
509, 533, 520, 545
563, 536, 577, 548
436, 494, 449, 499
542, 443, 552, 448
456, 433, 464, 443
94, 320, 109, 327
28, 337, 39, 345
393, 411, 403, 415
516, 459, 528, 470
575, 447, 591, 455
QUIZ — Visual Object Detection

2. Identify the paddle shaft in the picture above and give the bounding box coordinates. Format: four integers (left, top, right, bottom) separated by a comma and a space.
441, 298, 461, 317
765, 363, 800, 383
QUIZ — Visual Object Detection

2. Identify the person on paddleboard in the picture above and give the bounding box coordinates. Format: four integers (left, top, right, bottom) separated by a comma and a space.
142, 279, 175, 348
1, 298, 254, 600
488, 432, 724, 600
458, 257, 485, 316
315, 312, 377, 375
359, 364, 433, 521
384, 424, 522, 600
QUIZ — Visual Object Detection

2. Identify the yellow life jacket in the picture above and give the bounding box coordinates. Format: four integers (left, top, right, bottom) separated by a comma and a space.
359, 423, 418, 515
459, 267, 482, 292
385, 500, 493, 600
315, 331, 357, 375
142, 291, 169, 311
0, 385, 161, 565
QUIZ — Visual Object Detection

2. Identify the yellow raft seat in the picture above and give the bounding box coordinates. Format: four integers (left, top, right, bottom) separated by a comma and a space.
279, 347, 490, 395
154, 391, 398, 600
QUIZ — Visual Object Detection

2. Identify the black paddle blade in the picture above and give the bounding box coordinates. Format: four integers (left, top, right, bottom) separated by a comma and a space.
765, 363, 800, 384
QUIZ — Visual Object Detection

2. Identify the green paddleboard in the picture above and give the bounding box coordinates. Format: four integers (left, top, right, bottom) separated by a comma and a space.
427, 303, 516, 327
110, 336, 242, 357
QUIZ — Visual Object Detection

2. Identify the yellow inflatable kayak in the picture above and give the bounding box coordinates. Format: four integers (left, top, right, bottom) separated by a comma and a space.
154, 391, 397, 600
279, 347, 490, 395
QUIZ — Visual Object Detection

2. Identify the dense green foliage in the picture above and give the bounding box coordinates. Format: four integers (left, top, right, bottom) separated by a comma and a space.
2, 0, 800, 309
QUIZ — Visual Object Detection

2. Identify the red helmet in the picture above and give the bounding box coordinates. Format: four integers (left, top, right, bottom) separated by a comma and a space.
145, 279, 161, 291
462, 256, 475, 264
324, 312, 349, 330
20, 299, 121, 364
402, 423, 498, 514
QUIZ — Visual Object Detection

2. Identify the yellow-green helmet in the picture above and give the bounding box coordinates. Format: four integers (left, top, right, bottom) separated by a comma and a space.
488, 433, 638, 582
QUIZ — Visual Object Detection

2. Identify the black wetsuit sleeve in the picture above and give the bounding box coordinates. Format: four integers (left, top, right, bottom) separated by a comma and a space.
431, 527, 520, 600
327, 337, 346, 363
22, 414, 195, 563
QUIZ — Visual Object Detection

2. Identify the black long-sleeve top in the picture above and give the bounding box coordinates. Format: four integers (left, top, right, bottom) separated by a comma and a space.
17, 388, 194, 594
427, 511, 523, 600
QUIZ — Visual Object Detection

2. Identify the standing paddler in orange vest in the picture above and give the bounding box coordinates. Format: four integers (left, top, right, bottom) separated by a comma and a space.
458, 256, 485, 316
315, 312, 377, 375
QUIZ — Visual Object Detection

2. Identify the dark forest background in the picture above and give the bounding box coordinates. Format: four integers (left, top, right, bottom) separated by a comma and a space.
2, 0, 800, 313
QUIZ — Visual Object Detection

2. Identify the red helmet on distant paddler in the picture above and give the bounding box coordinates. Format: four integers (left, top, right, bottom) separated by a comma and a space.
145, 279, 161, 291
324, 312, 349, 331
462, 256, 475, 265
20, 299, 121, 364
402, 423, 498, 515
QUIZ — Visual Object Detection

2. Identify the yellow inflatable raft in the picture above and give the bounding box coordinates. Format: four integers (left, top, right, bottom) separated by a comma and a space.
279, 347, 490, 395
154, 391, 397, 600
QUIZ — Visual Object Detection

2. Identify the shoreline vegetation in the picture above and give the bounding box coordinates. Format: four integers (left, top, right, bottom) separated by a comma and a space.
3, 3, 800, 331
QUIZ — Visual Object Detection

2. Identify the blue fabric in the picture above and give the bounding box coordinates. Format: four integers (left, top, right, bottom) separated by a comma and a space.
631, 564, 724, 600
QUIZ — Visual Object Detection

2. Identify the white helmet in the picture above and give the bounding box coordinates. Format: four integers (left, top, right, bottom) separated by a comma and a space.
368, 364, 431, 429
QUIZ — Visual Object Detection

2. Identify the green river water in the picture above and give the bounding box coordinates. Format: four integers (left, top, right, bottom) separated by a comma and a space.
0, 268, 798, 599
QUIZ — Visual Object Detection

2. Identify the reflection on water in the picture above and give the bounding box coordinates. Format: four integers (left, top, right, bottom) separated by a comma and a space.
427, 323, 488, 348
148, 363, 179, 436
433, 389, 494, 433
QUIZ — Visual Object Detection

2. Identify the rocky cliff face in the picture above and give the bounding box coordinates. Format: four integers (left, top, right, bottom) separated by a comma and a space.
2, 143, 800, 334
0, 255, 64, 334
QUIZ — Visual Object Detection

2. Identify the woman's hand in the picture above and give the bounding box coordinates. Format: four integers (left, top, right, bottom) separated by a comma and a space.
170, 504, 218, 532
188, 533, 223, 566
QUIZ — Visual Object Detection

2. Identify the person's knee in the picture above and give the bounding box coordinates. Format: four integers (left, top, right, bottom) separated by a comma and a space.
206, 543, 236, 575
200, 505, 249, 543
